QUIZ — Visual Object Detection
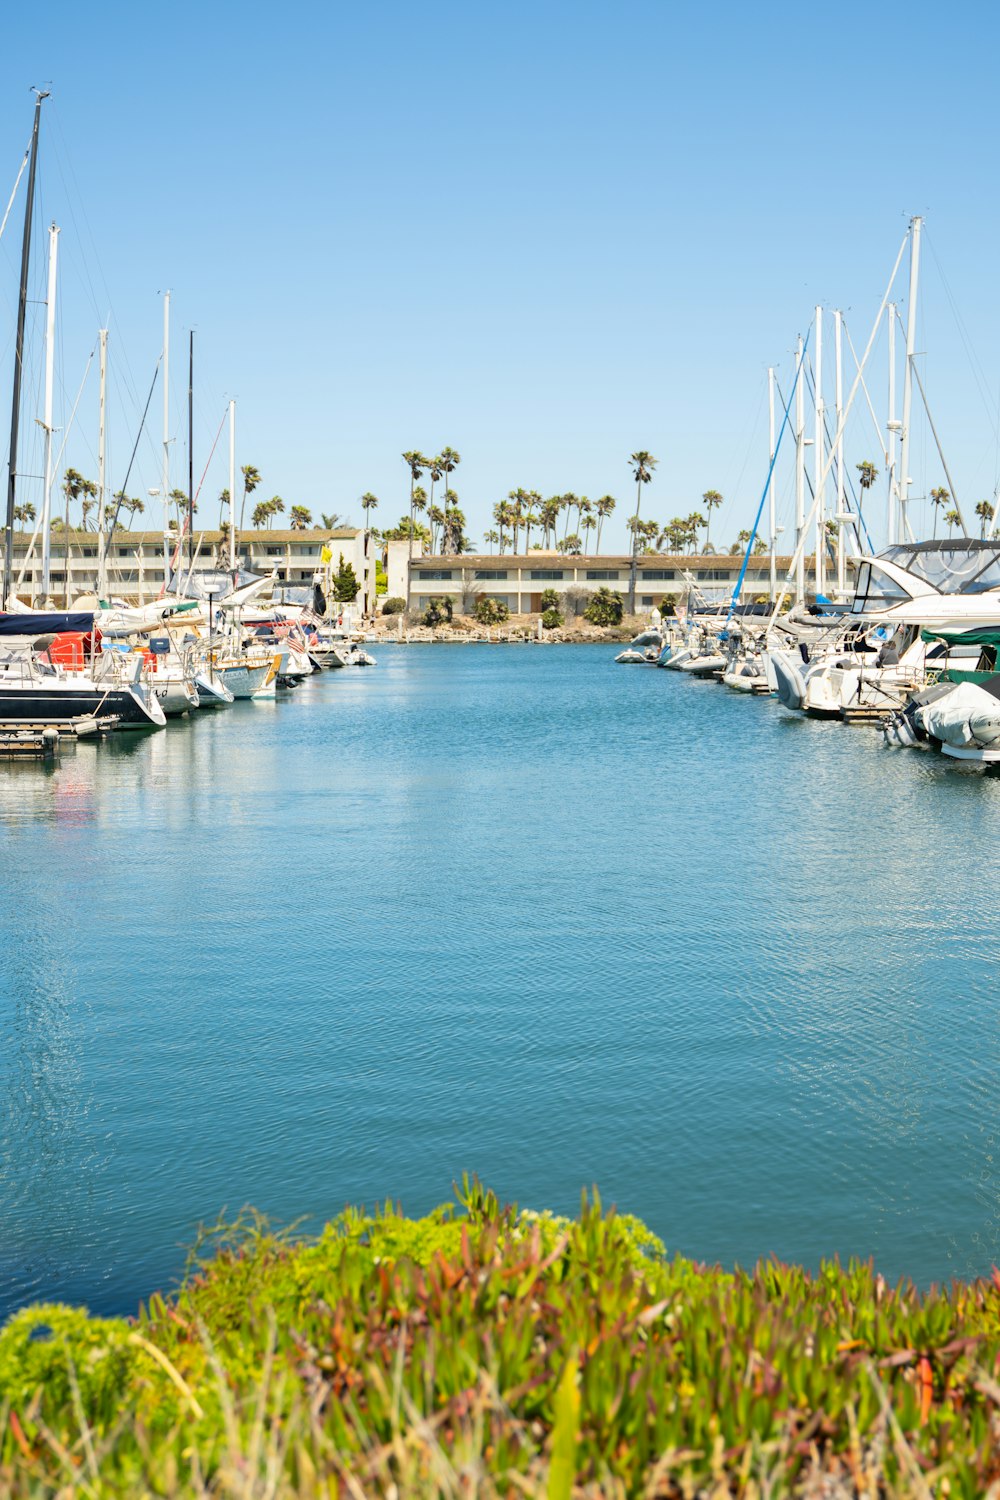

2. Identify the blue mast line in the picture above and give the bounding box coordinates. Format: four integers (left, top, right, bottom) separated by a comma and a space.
725, 331, 811, 628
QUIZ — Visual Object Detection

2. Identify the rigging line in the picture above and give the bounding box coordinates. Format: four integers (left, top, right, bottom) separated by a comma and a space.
779, 365, 872, 555
106, 357, 161, 536
13, 341, 95, 590
895, 306, 968, 534
0, 144, 30, 247
193, 407, 228, 506
923, 226, 998, 440
725, 332, 810, 626
842, 317, 889, 465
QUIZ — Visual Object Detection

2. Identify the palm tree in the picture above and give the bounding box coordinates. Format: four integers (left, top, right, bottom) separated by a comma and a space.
439, 447, 460, 540
239, 464, 261, 532
561, 493, 578, 541
930, 486, 950, 540
975, 499, 995, 538
81, 497, 96, 530
427, 455, 444, 544
484, 529, 499, 553
856, 460, 878, 529
428, 505, 445, 551
538, 496, 561, 548
169, 488, 192, 532
13, 501, 36, 527
320, 512, 343, 529
687, 511, 707, 553
124, 495, 145, 530
701, 490, 723, 551
627, 451, 657, 614
361, 492, 379, 526
441, 490, 461, 553
595, 495, 616, 553
269, 496, 286, 530
290, 505, 312, 530
944, 508, 961, 537
251, 500, 271, 528
402, 451, 425, 613
218, 486, 231, 528
581, 513, 597, 552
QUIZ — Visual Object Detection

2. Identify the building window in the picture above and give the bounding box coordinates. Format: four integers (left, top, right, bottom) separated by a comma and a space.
265, 547, 283, 556
641, 596, 654, 606
294, 546, 318, 557
586, 570, 621, 580
697, 569, 734, 580
475, 569, 508, 580
530, 569, 564, 579
642, 569, 675, 580
420, 569, 454, 580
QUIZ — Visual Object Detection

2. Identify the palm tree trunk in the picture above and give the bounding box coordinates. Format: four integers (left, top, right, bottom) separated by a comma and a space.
596, 516, 603, 553
627, 480, 641, 615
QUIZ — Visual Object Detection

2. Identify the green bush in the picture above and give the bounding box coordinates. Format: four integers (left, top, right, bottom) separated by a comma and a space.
333, 553, 360, 602
659, 592, 677, 616
422, 596, 453, 626
474, 596, 509, 625
539, 587, 561, 611
381, 596, 405, 615
583, 586, 623, 626
3, 1186, 1000, 1497
541, 606, 563, 629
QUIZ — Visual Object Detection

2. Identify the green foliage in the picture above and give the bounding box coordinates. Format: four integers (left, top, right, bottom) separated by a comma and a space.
474, 596, 510, 625
381, 595, 405, 615
659, 592, 677, 615
541, 606, 563, 630
332, 553, 360, 602
375, 559, 387, 595
584, 586, 624, 626
422, 595, 453, 626
4, 1186, 1000, 1496
539, 587, 560, 611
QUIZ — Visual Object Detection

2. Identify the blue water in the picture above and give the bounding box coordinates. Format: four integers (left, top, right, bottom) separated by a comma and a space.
1, 644, 998, 1321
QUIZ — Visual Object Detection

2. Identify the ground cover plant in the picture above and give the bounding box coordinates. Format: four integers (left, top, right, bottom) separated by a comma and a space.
2, 1182, 1000, 1496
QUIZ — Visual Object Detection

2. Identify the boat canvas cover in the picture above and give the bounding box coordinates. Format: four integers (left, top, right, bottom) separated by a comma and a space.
918, 680, 1000, 748
0, 611, 94, 637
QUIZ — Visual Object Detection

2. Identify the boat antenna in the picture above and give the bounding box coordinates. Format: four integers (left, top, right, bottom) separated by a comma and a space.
3, 88, 49, 609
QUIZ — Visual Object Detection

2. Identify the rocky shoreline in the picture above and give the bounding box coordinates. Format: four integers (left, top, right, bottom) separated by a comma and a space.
370, 614, 643, 644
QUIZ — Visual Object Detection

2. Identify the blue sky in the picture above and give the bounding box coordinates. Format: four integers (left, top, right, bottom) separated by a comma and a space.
1, 0, 997, 552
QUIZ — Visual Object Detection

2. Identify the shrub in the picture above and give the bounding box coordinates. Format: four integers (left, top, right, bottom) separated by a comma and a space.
584, 586, 624, 626
422, 596, 453, 626
474, 596, 509, 625
660, 592, 677, 616
381, 596, 405, 615
333, 554, 360, 603
562, 584, 591, 617
541, 607, 563, 629
539, 587, 561, 611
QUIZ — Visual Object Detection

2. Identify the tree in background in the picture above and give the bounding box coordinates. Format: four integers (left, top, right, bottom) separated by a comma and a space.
539, 587, 561, 611
539, 496, 562, 548
701, 490, 723, 551
595, 495, 616, 552
333, 554, 360, 602
319, 511, 343, 529
944, 507, 961, 537
239, 465, 261, 533
930, 486, 950, 539
290, 505, 312, 530
975, 499, 995, 537
627, 451, 657, 614
361, 493, 379, 529
474, 596, 509, 625
402, 451, 426, 614
439, 447, 460, 540
483, 529, 499, 553
856, 460, 878, 529
584, 586, 624, 626
13, 501, 36, 527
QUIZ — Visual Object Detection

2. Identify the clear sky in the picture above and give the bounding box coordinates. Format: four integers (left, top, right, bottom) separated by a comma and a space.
1, 0, 997, 554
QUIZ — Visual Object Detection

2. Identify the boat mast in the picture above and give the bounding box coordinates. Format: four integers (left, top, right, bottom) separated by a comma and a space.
887, 301, 898, 546
794, 334, 805, 603
3, 89, 48, 608
813, 307, 824, 599
228, 399, 236, 579
162, 291, 171, 585
834, 309, 845, 597
898, 216, 922, 542
97, 330, 108, 598
40, 221, 59, 603
767, 366, 776, 603
188, 331, 194, 572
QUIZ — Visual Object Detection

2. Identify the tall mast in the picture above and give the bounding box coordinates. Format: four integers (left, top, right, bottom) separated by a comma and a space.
834, 309, 845, 597
898, 216, 922, 542
162, 291, 171, 584
887, 301, 898, 546
767, 366, 776, 602
228, 399, 236, 577
813, 307, 825, 599
188, 331, 194, 572
97, 330, 108, 598
40, 222, 59, 603
3, 89, 48, 608
794, 334, 805, 603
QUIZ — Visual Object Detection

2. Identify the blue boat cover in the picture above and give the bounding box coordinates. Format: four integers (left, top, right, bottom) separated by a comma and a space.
0, 611, 95, 636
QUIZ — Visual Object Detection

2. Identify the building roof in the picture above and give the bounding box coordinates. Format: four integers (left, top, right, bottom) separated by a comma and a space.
8, 527, 359, 543
411, 552, 809, 569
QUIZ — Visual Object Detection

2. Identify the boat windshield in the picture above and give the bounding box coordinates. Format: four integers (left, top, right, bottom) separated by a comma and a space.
850, 561, 914, 614
879, 541, 1000, 594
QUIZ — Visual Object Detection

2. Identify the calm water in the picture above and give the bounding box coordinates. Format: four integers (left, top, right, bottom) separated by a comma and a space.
1, 643, 998, 1320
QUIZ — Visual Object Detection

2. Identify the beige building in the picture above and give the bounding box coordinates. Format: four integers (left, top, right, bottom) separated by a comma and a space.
384, 545, 828, 615
3, 527, 377, 612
